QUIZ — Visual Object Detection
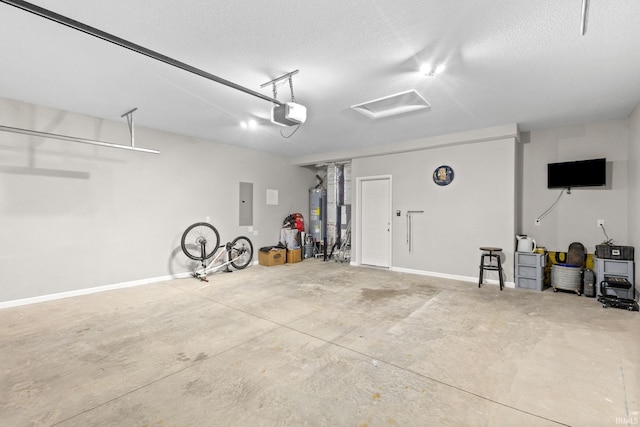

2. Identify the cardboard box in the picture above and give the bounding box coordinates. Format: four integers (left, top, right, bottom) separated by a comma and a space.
287, 248, 302, 263
258, 248, 286, 266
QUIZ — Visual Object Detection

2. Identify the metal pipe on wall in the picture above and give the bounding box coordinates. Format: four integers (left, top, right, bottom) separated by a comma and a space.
406, 210, 424, 253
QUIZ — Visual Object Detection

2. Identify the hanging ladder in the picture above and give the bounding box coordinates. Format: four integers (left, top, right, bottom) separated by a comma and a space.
335, 220, 351, 263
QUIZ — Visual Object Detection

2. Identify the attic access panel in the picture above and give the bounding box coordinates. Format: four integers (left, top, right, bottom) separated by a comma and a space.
351, 90, 431, 119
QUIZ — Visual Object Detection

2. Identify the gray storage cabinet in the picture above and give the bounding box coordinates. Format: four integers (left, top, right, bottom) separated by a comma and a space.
594, 257, 635, 299
515, 252, 546, 291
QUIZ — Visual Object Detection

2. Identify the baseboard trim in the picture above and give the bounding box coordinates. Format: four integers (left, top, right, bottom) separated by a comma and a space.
0, 272, 192, 310
2, 261, 514, 310
390, 266, 515, 288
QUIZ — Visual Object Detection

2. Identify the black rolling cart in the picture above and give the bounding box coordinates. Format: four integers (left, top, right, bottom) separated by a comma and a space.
598, 278, 639, 311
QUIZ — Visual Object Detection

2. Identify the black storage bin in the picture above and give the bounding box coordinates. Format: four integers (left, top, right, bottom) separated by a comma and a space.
583, 269, 595, 297
595, 244, 634, 261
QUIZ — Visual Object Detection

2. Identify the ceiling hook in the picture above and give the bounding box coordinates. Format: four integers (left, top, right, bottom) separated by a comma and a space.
581, 0, 590, 35
121, 107, 138, 149
261, 69, 300, 103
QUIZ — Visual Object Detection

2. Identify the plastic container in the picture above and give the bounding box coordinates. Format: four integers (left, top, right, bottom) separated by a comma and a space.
551, 263, 582, 295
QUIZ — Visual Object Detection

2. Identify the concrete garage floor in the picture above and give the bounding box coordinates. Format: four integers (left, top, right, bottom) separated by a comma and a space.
1, 260, 638, 427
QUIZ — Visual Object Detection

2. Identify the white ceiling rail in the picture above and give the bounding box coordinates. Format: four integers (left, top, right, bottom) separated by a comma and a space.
0, 124, 160, 154
0, 0, 282, 106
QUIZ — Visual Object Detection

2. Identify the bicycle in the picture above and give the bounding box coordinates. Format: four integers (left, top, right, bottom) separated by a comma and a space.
180, 222, 254, 282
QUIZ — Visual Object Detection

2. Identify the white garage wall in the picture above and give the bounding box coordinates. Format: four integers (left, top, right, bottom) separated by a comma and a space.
521, 119, 630, 254
0, 97, 316, 303
352, 137, 517, 284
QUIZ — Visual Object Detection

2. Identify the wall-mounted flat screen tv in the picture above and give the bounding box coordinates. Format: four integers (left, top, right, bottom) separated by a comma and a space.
547, 158, 606, 189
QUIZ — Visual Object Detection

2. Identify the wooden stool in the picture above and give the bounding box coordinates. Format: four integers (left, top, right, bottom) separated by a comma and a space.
479, 247, 504, 291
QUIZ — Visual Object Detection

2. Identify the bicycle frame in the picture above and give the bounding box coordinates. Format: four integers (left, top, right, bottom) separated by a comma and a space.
181, 222, 254, 282
191, 241, 247, 281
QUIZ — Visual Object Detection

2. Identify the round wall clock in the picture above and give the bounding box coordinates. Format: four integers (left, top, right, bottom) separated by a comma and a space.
433, 165, 454, 186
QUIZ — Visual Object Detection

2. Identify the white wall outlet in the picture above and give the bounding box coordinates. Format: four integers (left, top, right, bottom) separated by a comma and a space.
597, 219, 605, 228
205, 216, 210, 223
535, 218, 541, 226
253, 230, 258, 236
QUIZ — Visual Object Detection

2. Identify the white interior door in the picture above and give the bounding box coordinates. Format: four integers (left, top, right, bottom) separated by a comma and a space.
360, 177, 391, 267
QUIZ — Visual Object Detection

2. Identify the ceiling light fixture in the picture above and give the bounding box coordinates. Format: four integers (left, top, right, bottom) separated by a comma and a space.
240, 119, 257, 129
420, 63, 446, 77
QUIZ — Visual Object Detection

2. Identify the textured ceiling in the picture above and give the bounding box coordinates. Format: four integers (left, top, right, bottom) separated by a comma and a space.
1, 1, 639, 161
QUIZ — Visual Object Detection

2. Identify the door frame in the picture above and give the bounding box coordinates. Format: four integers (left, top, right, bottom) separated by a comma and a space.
355, 175, 392, 268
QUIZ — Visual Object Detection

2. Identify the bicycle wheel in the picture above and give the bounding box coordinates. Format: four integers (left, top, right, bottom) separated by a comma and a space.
181, 222, 220, 261
230, 236, 254, 269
